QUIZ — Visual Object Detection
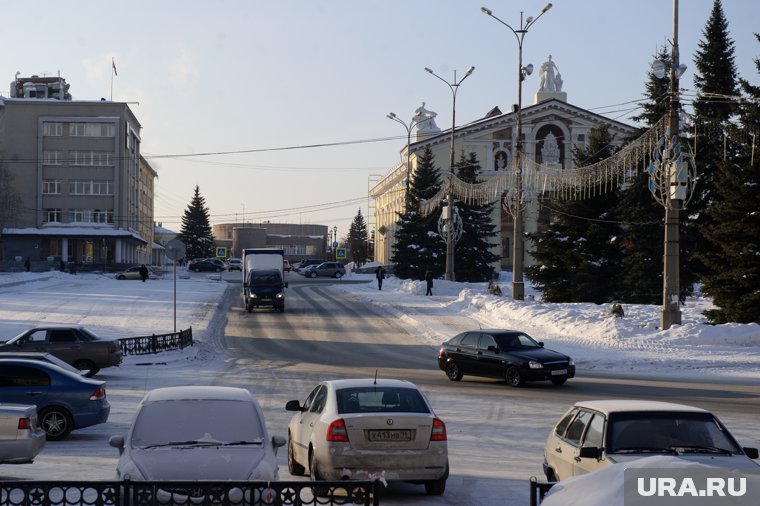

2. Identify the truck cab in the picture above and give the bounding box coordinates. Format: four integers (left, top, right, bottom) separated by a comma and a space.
244, 268, 287, 312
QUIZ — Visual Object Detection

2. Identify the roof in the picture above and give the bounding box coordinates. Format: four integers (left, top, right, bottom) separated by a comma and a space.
325, 378, 418, 390
574, 400, 708, 415
2, 227, 148, 245
143, 386, 254, 403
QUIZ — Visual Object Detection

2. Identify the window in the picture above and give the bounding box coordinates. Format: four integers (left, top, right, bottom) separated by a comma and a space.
49, 330, 78, 343
43, 122, 63, 136
336, 387, 430, 414
479, 334, 497, 350
44, 209, 62, 223
555, 409, 578, 437
461, 332, 480, 347
310, 386, 328, 414
70, 151, 113, 166
302, 385, 321, 412
69, 122, 115, 137
70, 180, 113, 195
43, 150, 63, 165
93, 210, 113, 224
0, 365, 51, 387
91, 180, 113, 195
501, 237, 511, 259
565, 411, 593, 446
582, 414, 605, 449
42, 180, 61, 194
70, 209, 93, 222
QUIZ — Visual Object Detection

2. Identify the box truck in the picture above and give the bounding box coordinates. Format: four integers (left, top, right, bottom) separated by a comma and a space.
241, 248, 287, 313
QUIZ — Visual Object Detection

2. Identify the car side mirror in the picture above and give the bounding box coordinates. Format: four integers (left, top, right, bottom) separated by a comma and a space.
285, 400, 303, 412
487, 345, 499, 353
579, 446, 602, 460
538, 341, 545, 348
272, 434, 287, 452
743, 447, 759, 459
109, 435, 125, 455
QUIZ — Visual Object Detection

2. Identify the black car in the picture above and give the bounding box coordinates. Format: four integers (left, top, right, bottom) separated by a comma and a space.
437, 329, 575, 387
188, 259, 223, 272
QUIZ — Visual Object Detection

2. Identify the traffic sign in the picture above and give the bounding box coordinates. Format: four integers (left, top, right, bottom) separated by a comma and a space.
216, 246, 227, 258
335, 247, 347, 260
165, 239, 186, 261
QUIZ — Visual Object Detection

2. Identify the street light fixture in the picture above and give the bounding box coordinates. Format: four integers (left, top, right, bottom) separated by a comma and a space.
481, 3, 552, 301
424, 65, 475, 281
386, 112, 424, 200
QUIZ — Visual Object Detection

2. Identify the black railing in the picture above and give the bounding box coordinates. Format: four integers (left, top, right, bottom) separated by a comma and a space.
0, 479, 380, 506
118, 327, 193, 356
529, 476, 555, 506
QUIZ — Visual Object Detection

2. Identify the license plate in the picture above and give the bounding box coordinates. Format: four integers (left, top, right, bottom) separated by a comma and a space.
368, 430, 412, 442
551, 369, 567, 376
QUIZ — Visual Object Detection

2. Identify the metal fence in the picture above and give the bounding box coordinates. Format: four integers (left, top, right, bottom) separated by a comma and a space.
117, 327, 193, 356
0, 479, 380, 506
529, 476, 555, 506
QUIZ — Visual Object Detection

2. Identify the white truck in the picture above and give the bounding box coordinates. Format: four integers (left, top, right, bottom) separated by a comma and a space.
241, 248, 287, 313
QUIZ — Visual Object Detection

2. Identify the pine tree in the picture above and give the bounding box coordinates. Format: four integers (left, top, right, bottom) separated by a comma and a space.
688, 0, 739, 280
701, 34, 760, 324
391, 147, 446, 280
178, 185, 215, 260
347, 208, 369, 265
452, 152, 500, 282
526, 125, 622, 303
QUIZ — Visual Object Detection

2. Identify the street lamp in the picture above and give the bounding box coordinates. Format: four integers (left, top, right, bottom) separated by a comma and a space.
424, 65, 475, 281
481, 3, 552, 301
387, 112, 424, 200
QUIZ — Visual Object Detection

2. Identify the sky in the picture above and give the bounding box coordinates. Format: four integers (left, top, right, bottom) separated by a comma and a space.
0, 269, 757, 502
2, 0, 759, 238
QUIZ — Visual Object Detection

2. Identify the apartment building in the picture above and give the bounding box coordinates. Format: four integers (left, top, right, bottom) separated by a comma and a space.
0, 75, 155, 268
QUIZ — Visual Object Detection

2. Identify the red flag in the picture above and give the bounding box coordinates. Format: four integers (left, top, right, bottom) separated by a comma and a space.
112, 59, 118, 76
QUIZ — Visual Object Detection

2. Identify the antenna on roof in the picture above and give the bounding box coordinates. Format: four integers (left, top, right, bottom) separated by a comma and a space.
374, 370, 378, 385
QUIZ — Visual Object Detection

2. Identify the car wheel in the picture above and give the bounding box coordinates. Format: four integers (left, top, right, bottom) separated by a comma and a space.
117, 275, 126, 280
288, 438, 305, 476
74, 359, 99, 377
445, 362, 463, 381
310, 450, 328, 496
550, 376, 568, 386
425, 476, 446, 496
39, 407, 73, 441
505, 366, 524, 387
310, 271, 318, 279
333, 271, 343, 278
545, 467, 558, 482
246, 305, 252, 313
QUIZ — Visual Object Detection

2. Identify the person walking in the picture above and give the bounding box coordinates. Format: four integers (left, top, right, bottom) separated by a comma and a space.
425, 270, 434, 296
375, 265, 386, 291
24, 257, 31, 272
139, 264, 149, 282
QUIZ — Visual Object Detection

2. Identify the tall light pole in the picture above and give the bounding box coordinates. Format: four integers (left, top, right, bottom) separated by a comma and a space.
424, 65, 475, 281
387, 113, 423, 201
481, 3, 552, 301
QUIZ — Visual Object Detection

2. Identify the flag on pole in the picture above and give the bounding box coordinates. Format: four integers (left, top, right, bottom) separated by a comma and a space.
112, 58, 118, 76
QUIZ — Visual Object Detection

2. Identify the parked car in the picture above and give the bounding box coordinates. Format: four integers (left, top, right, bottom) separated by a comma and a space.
543, 400, 760, 482
188, 259, 223, 272
305, 262, 346, 279
286, 378, 449, 495
294, 259, 323, 273
0, 404, 47, 464
225, 258, 242, 271
113, 265, 161, 280
437, 329, 575, 387
0, 352, 83, 375
109, 386, 285, 483
283, 260, 291, 272
0, 358, 110, 440
0, 325, 123, 377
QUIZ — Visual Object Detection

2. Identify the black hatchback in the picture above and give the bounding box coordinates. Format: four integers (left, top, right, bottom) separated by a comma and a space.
437, 330, 575, 387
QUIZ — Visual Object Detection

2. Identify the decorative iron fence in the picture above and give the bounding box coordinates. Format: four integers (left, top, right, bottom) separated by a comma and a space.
0, 479, 380, 506
118, 327, 193, 356
529, 476, 555, 506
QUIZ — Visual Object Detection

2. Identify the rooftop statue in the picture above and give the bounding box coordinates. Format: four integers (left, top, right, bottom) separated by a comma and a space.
414, 102, 440, 132
539, 55, 562, 93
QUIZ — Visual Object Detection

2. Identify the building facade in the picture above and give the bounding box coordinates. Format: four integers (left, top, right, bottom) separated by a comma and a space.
212, 222, 328, 261
371, 69, 637, 271
0, 75, 155, 269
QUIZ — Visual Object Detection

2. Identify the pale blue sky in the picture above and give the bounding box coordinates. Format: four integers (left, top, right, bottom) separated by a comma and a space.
2, 1, 758, 238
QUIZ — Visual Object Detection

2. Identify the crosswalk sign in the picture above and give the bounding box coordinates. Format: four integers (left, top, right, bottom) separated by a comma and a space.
335, 247, 347, 260
216, 247, 227, 258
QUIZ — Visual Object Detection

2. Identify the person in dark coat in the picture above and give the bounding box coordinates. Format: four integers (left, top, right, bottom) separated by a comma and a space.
425, 270, 434, 296
139, 264, 150, 282
24, 257, 31, 272
59, 259, 66, 272
375, 266, 386, 290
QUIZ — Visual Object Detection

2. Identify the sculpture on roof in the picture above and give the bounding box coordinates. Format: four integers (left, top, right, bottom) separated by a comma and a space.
414, 102, 440, 132
539, 55, 562, 92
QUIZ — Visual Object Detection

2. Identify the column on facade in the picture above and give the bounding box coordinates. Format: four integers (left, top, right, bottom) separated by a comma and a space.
62, 238, 69, 262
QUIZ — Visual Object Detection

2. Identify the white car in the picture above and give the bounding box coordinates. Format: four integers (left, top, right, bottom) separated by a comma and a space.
110, 386, 286, 481
544, 400, 760, 482
286, 378, 449, 495
0, 404, 46, 464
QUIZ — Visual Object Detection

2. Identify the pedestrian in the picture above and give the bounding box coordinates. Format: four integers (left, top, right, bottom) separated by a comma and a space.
425, 270, 434, 296
375, 265, 386, 290
59, 259, 66, 272
139, 264, 149, 282
24, 257, 31, 272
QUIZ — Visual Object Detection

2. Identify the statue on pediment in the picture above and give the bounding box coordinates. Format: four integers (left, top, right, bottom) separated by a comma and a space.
541, 133, 561, 165
539, 55, 561, 92
414, 102, 440, 132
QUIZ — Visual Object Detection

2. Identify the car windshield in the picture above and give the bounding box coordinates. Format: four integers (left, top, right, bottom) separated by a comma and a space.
336, 387, 430, 414
607, 411, 743, 454
495, 333, 541, 349
131, 399, 264, 448
251, 273, 282, 285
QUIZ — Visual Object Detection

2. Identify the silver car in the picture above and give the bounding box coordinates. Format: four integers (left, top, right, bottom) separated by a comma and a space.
0, 404, 46, 464
286, 378, 449, 495
110, 386, 286, 481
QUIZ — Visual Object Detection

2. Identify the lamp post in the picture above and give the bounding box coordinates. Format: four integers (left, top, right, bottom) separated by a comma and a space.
424, 65, 475, 281
481, 3, 552, 301
387, 113, 423, 201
